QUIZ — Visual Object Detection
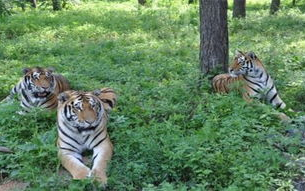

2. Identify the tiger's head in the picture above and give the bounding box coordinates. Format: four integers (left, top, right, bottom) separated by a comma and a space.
22, 67, 56, 98
229, 51, 264, 77
57, 90, 115, 135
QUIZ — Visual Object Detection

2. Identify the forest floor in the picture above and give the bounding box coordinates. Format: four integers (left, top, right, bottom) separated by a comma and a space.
1, 0, 305, 190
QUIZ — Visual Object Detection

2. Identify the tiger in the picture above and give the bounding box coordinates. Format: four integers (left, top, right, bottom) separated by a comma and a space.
2, 67, 70, 112
212, 51, 286, 109
57, 88, 117, 183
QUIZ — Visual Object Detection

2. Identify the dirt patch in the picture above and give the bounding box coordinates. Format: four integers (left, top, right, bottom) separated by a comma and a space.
0, 180, 28, 191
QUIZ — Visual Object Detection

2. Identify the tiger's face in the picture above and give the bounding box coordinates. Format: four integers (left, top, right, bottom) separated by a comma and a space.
229, 51, 259, 77
23, 67, 56, 98
57, 91, 105, 135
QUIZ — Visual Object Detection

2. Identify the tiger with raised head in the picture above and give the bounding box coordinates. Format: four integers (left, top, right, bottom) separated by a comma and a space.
57, 88, 116, 183
212, 51, 286, 109
2, 67, 70, 112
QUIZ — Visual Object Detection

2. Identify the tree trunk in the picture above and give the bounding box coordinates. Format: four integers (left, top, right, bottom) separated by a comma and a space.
31, 0, 37, 8
52, 0, 62, 11
270, 0, 280, 14
199, 0, 228, 74
138, 0, 146, 5
62, 0, 67, 9
292, 0, 296, 6
233, 0, 246, 18
21, 3, 26, 11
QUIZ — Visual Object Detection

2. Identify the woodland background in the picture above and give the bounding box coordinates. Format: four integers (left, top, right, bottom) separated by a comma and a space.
1, 0, 305, 190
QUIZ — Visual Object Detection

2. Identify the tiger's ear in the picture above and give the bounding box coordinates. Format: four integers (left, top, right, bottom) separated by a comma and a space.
94, 88, 117, 112
93, 89, 102, 97
235, 50, 245, 56
22, 68, 31, 75
58, 92, 70, 103
47, 67, 55, 73
247, 52, 257, 60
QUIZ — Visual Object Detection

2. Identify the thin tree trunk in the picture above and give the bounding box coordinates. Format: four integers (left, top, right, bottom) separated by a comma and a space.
31, 0, 37, 8
21, 3, 26, 11
52, 0, 62, 11
292, 0, 296, 6
270, 0, 280, 14
200, 0, 228, 74
138, 0, 146, 5
233, 0, 246, 18
62, 0, 67, 9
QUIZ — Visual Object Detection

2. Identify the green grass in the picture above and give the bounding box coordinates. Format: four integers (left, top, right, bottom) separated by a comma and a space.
1, 0, 305, 190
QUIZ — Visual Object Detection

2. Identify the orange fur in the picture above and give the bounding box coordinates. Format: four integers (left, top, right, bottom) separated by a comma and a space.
57, 88, 116, 183
212, 51, 286, 109
3, 67, 70, 111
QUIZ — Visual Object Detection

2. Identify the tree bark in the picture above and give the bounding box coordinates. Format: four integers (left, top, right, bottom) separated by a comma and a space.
52, 0, 62, 11
292, 0, 296, 6
31, 0, 37, 8
233, 0, 246, 18
21, 2, 26, 11
138, 0, 146, 5
270, 0, 280, 14
200, 0, 228, 74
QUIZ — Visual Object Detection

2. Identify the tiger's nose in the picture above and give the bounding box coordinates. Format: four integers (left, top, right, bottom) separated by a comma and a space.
42, 86, 48, 90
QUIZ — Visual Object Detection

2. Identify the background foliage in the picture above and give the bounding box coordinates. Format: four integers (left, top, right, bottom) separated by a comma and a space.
1, 0, 305, 190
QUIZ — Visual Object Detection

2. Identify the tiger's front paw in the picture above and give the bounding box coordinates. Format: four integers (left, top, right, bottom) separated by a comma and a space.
72, 167, 90, 180
16, 110, 27, 115
89, 169, 107, 184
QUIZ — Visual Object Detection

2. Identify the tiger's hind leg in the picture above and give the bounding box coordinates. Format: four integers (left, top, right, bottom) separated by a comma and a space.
16, 100, 32, 115
0, 96, 13, 104
90, 137, 113, 184
58, 150, 90, 179
1, 92, 16, 104
1, 82, 22, 104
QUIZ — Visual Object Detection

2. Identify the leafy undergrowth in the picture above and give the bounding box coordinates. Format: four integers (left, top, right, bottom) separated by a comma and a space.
1, 0, 305, 190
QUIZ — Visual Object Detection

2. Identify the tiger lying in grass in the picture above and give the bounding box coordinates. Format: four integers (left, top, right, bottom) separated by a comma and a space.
212, 51, 286, 109
57, 88, 116, 183
2, 67, 70, 113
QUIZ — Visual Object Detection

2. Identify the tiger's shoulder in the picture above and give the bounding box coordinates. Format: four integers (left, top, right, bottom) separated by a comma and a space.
53, 74, 70, 93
